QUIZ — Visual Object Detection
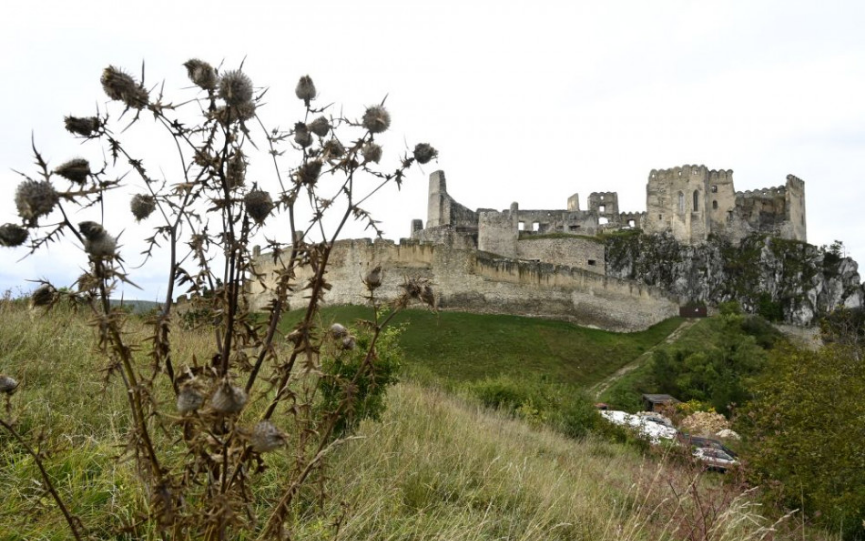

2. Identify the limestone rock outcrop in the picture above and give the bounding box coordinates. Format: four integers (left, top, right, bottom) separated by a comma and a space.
605, 233, 863, 325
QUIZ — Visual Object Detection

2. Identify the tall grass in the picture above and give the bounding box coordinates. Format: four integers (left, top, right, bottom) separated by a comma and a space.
0, 300, 836, 540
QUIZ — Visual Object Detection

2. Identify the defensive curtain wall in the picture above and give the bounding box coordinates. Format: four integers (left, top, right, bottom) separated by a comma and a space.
247, 237, 679, 332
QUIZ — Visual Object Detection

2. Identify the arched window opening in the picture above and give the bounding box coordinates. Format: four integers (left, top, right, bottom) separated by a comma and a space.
693, 190, 700, 211
712, 200, 718, 210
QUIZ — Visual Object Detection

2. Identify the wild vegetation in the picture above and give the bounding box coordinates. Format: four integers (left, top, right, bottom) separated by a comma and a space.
0, 59, 437, 539
0, 299, 838, 540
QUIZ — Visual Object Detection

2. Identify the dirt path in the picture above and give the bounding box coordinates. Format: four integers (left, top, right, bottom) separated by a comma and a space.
590, 319, 698, 399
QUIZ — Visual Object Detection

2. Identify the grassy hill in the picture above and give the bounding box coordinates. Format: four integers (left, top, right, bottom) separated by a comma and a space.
279, 305, 684, 389
0, 300, 832, 540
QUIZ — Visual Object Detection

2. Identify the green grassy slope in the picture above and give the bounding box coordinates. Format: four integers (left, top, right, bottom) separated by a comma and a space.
280, 305, 683, 388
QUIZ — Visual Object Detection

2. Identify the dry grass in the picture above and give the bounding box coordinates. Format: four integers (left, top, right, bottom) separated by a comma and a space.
0, 299, 838, 540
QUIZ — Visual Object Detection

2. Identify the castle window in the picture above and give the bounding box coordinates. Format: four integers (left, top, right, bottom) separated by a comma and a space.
532, 222, 540, 231
588, 259, 597, 266
599, 205, 605, 213
678, 192, 685, 213
711, 185, 718, 193
599, 217, 609, 225
712, 200, 718, 210
569, 225, 581, 231
628, 219, 636, 228
659, 214, 663, 220
600, 195, 604, 201
693, 190, 699, 211
518, 221, 525, 231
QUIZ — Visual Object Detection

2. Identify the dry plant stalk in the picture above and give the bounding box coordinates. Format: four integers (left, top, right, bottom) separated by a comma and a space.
1, 59, 437, 539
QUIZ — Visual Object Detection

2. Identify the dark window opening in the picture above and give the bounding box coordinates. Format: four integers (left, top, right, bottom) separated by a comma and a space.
693, 190, 700, 211
712, 200, 718, 210
587, 259, 597, 266
569, 225, 580, 231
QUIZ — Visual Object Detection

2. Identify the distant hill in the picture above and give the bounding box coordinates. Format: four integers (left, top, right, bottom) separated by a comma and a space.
109, 299, 161, 314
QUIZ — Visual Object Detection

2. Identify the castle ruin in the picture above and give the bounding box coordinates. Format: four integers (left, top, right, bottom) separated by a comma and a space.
412, 165, 806, 273
247, 166, 808, 331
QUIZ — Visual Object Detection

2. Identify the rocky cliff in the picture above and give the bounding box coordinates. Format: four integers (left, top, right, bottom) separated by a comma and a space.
605, 232, 863, 326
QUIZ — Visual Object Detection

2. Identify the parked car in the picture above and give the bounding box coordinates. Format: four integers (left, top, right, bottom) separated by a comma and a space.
692, 447, 739, 472
677, 433, 738, 458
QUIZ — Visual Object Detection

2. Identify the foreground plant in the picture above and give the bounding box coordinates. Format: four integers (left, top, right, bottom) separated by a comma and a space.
1, 60, 436, 539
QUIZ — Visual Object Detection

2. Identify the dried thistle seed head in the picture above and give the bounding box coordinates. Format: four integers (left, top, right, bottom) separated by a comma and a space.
413, 143, 438, 165
78, 221, 116, 257
231, 350, 252, 371
78, 221, 106, 242
341, 335, 356, 351
295, 75, 316, 105
101, 66, 149, 109
226, 150, 246, 189
323, 139, 345, 160
361, 142, 383, 164
183, 59, 217, 91
218, 70, 254, 106
30, 284, 57, 308
250, 421, 287, 453
211, 102, 256, 125
362, 105, 391, 134
364, 265, 383, 290
85, 234, 117, 258
0, 224, 28, 247
210, 380, 247, 414
244, 190, 273, 224
64, 116, 101, 137
177, 381, 205, 414
76, 272, 98, 293
54, 159, 91, 184
0, 375, 18, 395
294, 122, 312, 148
15, 180, 58, 225
309, 116, 330, 137
330, 323, 348, 339
130, 194, 156, 221
420, 283, 436, 307
297, 160, 323, 186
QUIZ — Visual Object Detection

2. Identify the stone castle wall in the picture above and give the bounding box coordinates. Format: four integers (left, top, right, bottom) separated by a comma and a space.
247, 238, 679, 332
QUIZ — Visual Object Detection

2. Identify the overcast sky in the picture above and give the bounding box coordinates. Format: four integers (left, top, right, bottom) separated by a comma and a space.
2, 0, 864, 301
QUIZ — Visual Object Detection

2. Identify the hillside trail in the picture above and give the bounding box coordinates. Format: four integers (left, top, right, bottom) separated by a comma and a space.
590, 318, 698, 400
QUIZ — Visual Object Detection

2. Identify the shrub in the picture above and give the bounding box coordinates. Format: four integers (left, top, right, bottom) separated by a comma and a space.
739, 343, 865, 539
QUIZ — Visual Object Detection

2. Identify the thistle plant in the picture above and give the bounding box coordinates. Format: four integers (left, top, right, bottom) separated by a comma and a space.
1, 59, 437, 539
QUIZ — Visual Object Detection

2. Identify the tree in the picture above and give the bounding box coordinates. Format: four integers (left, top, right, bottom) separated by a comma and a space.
739, 343, 865, 540
650, 312, 771, 414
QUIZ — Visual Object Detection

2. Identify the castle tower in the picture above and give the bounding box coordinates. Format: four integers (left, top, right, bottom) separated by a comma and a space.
645, 165, 712, 244
426, 170, 449, 228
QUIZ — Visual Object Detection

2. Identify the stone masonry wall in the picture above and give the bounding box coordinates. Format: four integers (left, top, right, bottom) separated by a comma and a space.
247, 238, 679, 332
515, 236, 606, 274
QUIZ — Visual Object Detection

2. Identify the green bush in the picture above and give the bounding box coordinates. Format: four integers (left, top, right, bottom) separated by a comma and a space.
739, 343, 865, 540
319, 324, 403, 437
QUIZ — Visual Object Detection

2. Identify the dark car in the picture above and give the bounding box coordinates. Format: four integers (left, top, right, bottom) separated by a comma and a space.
677, 433, 738, 458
